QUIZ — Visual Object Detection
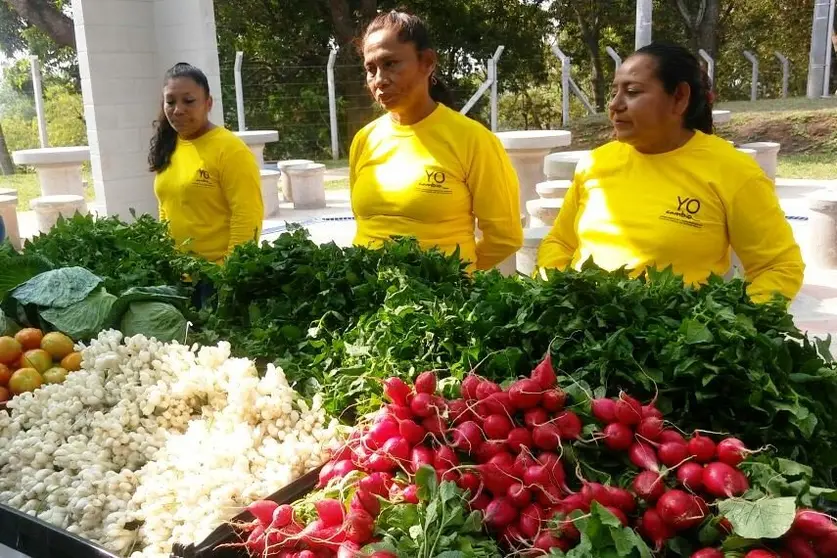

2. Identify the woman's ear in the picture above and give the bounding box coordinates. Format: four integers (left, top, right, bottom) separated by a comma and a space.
673, 82, 691, 117
207, 95, 214, 114
421, 49, 438, 79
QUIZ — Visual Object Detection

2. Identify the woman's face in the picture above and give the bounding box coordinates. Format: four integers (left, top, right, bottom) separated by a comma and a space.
608, 54, 689, 151
363, 28, 435, 113
163, 77, 212, 139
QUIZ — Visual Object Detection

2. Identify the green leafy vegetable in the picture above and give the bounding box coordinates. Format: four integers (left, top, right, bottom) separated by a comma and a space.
41, 288, 118, 340
717, 497, 797, 539
12, 267, 102, 308
120, 301, 187, 343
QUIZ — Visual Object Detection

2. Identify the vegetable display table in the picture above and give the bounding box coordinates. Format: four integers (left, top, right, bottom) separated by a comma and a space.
495, 130, 572, 207
11, 146, 90, 198
234, 130, 279, 169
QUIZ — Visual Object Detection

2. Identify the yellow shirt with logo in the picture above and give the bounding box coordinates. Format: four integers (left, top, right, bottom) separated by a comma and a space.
537, 131, 804, 302
350, 104, 523, 270
154, 127, 264, 263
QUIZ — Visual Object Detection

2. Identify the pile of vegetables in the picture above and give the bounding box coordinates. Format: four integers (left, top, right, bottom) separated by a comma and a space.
233, 355, 837, 557
0, 326, 80, 404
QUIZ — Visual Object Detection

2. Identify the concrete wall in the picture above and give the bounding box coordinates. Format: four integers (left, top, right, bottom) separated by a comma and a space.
71, 0, 223, 220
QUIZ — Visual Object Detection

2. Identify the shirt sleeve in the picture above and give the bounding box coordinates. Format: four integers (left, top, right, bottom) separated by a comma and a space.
348, 132, 363, 216
219, 146, 264, 258
727, 175, 805, 302
536, 175, 581, 273
468, 133, 524, 270
158, 202, 167, 222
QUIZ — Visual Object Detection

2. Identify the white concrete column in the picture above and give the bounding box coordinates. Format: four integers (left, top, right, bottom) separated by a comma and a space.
72, 0, 224, 220
808, 0, 832, 98
636, 0, 653, 50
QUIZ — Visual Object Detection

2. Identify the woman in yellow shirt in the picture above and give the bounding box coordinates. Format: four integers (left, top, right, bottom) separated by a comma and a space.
148, 62, 263, 264
350, 11, 523, 271
537, 43, 804, 302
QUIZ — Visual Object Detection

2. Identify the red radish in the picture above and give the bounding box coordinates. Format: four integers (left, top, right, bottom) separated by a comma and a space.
637, 417, 664, 441
386, 404, 412, 420
659, 430, 688, 445
638, 508, 674, 550
333, 459, 358, 480
297, 552, 317, 558
630, 442, 660, 471
691, 550, 724, 558
531, 352, 557, 389
410, 445, 435, 473
350, 490, 380, 517
676, 462, 705, 492
484, 497, 519, 528
271, 504, 294, 528
507, 427, 533, 453
556, 411, 582, 439
536, 485, 563, 507
337, 542, 362, 558
476, 380, 502, 400
501, 524, 524, 547
524, 465, 552, 487
534, 531, 568, 552
369, 419, 401, 447
401, 484, 419, 504
793, 509, 837, 538
642, 405, 664, 419
381, 437, 410, 464
447, 398, 471, 425
605, 506, 629, 526
507, 483, 532, 508
358, 473, 389, 497
415, 371, 437, 394
458, 472, 481, 495
524, 407, 549, 429
315, 499, 346, 527
509, 378, 543, 409
538, 452, 567, 487
603, 422, 634, 451
399, 420, 426, 445
605, 486, 637, 513
246, 525, 265, 553
558, 517, 581, 540
784, 536, 817, 558
410, 392, 436, 418
633, 470, 666, 503
318, 461, 337, 488
344, 510, 375, 544
484, 414, 513, 439
658, 441, 691, 468
532, 423, 562, 451
615, 393, 643, 425
541, 388, 567, 412
656, 489, 706, 530
814, 531, 837, 557
743, 551, 778, 558
461, 374, 481, 400
688, 434, 717, 463
702, 462, 750, 498
383, 377, 411, 405
367, 553, 397, 558
247, 500, 278, 526
519, 504, 544, 538
451, 421, 483, 452
716, 437, 747, 467
367, 452, 396, 472
483, 392, 514, 416
591, 398, 618, 423
434, 446, 459, 471
470, 493, 491, 511
513, 452, 538, 477
581, 482, 613, 507
475, 440, 506, 463
421, 415, 446, 436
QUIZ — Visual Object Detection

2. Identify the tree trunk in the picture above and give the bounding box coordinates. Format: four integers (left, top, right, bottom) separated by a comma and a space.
575, 10, 607, 111
0, 123, 15, 175
5, 0, 75, 49
697, 0, 721, 57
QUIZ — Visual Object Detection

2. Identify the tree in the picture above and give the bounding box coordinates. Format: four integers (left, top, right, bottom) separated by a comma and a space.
2, 0, 74, 50
0, 122, 14, 174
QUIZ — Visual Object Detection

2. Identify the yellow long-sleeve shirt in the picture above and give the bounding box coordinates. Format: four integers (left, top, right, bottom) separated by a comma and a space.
350, 104, 523, 270
154, 127, 264, 263
537, 132, 804, 302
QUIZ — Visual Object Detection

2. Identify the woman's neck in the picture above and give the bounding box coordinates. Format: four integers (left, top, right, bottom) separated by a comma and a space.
634, 128, 695, 155
389, 97, 438, 126
180, 122, 215, 141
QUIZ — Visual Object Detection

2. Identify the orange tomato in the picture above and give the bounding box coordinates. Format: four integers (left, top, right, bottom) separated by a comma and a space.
0, 337, 23, 366
15, 328, 44, 351
0, 363, 10, 386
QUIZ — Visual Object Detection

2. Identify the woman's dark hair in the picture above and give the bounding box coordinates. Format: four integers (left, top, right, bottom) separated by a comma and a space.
361, 10, 454, 107
148, 63, 211, 172
634, 42, 714, 134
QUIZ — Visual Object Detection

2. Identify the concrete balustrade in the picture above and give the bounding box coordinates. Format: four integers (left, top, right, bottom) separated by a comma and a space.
536, 180, 572, 200
739, 141, 781, 180
31, 195, 88, 234
0, 195, 21, 249
285, 163, 327, 210
260, 169, 281, 218
543, 150, 589, 181
526, 198, 563, 228
808, 189, 837, 269
516, 226, 551, 277
235, 130, 279, 169
496, 130, 572, 207
277, 159, 314, 203
11, 146, 90, 197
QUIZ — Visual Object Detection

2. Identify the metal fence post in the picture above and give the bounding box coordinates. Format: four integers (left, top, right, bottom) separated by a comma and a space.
490, 45, 505, 132
327, 48, 340, 160
551, 45, 571, 126
774, 52, 791, 98
29, 56, 48, 148
698, 49, 715, 89
606, 47, 622, 72
743, 50, 759, 101
234, 51, 246, 132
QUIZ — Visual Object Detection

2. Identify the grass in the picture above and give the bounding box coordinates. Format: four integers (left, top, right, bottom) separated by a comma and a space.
0, 171, 95, 211
777, 153, 837, 179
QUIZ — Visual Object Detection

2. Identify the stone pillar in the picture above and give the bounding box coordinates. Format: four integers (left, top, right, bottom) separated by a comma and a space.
739, 142, 781, 181
517, 227, 551, 277
31, 195, 88, 234
0, 195, 21, 249
808, 189, 837, 269
72, 0, 224, 220
286, 163, 327, 210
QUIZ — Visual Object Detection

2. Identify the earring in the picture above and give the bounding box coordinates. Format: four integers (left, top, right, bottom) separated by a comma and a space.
431, 75, 438, 85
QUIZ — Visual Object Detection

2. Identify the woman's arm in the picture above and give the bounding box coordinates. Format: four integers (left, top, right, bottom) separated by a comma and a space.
220, 146, 264, 257
728, 175, 805, 302
468, 135, 523, 270
536, 178, 581, 272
